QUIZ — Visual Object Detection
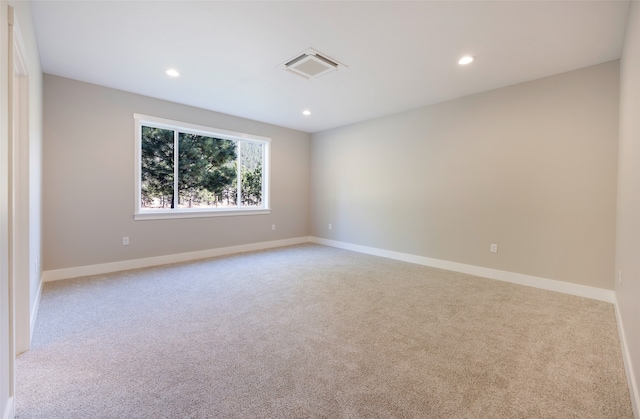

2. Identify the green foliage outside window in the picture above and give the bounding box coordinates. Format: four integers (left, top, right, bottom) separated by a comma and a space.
141, 126, 263, 209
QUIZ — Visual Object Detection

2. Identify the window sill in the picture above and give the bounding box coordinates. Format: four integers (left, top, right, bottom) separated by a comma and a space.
134, 208, 271, 221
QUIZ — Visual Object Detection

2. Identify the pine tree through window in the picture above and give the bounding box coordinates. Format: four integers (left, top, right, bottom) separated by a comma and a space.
135, 114, 270, 220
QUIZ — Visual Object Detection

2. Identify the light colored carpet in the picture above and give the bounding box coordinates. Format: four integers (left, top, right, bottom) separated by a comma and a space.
16, 244, 632, 418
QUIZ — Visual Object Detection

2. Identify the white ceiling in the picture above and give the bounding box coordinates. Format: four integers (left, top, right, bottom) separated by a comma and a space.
30, 1, 630, 134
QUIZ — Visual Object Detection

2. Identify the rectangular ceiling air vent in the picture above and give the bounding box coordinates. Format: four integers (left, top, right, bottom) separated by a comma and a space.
279, 48, 346, 80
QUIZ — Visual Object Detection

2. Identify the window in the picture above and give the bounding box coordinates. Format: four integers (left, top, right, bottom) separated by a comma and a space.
134, 114, 270, 220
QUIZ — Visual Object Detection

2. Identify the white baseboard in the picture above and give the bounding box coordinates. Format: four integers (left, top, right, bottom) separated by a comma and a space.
41, 235, 616, 302
30, 277, 43, 342
42, 237, 311, 282
614, 298, 640, 419
43, 235, 616, 302
2, 396, 14, 419
310, 237, 615, 303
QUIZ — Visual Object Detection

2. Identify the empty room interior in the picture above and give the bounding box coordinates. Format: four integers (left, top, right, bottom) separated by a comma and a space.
1, 0, 640, 417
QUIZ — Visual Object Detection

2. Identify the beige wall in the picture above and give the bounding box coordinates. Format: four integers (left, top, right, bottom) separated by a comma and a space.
615, 1, 640, 414
42, 75, 310, 271
311, 61, 619, 290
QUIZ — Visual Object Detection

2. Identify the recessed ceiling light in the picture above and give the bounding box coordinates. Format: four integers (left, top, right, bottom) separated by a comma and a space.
458, 56, 474, 65
166, 68, 180, 77
302, 110, 311, 116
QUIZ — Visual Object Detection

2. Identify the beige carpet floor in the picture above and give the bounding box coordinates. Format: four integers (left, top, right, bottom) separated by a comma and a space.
16, 244, 632, 418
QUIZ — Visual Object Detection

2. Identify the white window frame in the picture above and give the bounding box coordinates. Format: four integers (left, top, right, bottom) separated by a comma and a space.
134, 114, 271, 220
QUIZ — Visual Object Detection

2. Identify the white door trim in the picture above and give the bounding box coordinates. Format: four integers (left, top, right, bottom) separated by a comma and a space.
10, 11, 30, 355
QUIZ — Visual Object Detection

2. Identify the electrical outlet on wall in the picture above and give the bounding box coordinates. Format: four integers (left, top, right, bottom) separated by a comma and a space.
328, 224, 332, 230
490, 243, 498, 253
123, 236, 129, 246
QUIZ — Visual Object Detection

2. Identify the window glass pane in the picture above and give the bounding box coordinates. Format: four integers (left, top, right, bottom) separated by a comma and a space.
141, 126, 174, 208
136, 114, 270, 217
240, 142, 263, 207
178, 133, 237, 208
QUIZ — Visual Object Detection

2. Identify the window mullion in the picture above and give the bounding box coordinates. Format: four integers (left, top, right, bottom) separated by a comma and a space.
236, 141, 242, 207
262, 143, 267, 209
174, 131, 179, 209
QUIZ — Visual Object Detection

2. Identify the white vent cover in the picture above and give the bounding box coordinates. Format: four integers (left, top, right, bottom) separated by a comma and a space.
279, 48, 346, 80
